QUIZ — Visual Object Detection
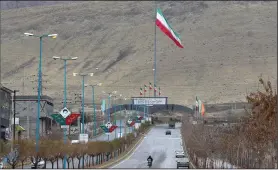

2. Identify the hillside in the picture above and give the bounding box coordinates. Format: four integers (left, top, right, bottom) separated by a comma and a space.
1, 1, 277, 106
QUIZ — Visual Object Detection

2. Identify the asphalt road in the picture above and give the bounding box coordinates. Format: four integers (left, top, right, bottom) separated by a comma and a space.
23, 119, 135, 169
111, 123, 184, 169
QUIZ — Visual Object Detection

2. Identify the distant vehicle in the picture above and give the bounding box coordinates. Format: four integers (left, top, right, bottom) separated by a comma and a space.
175, 151, 189, 169
31, 160, 45, 169
165, 130, 171, 135
168, 119, 176, 129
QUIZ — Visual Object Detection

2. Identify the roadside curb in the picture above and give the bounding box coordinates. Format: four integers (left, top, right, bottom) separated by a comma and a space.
92, 126, 153, 169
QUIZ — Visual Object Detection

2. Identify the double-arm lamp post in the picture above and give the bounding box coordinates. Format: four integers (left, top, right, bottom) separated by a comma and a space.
24, 32, 57, 153
53, 56, 78, 169
73, 72, 94, 135
85, 83, 102, 137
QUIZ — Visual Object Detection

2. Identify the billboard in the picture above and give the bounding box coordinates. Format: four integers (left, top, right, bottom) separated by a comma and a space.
132, 97, 167, 105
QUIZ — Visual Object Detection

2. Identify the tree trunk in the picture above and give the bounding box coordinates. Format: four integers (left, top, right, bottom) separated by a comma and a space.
92, 155, 94, 166
43, 159, 47, 169
67, 161, 70, 169
71, 157, 75, 169
21, 160, 24, 169
56, 158, 59, 169
77, 158, 81, 169
51, 161, 54, 169
12, 163, 16, 169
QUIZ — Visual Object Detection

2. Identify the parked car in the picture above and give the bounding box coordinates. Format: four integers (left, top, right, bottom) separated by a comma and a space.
165, 130, 171, 135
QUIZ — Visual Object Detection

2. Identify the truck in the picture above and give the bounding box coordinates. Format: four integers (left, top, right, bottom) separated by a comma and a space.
175, 151, 190, 169
168, 118, 176, 129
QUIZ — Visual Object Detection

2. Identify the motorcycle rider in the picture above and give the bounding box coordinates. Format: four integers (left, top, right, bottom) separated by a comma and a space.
147, 155, 153, 164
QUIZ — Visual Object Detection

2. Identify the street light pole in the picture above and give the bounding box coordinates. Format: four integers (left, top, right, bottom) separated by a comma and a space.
24, 32, 57, 153
92, 86, 96, 136
108, 93, 110, 141
85, 83, 102, 137
53, 56, 78, 169
73, 72, 93, 169
13, 90, 19, 151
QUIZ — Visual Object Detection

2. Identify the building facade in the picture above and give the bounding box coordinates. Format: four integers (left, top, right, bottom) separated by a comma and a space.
0, 86, 12, 140
15, 95, 54, 139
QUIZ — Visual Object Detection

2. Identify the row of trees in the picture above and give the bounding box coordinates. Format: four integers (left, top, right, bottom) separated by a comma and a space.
182, 78, 276, 168
1, 121, 152, 169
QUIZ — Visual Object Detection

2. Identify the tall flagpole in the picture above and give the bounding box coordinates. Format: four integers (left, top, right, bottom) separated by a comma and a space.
154, 1, 157, 97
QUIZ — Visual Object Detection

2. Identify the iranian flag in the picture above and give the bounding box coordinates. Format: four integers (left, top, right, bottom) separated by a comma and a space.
158, 87, 161, 96
154, 84, 157, 92
195, 96, 199, 114
149, 82, 152, 90
140, 88, 143, 96
144, 84, 147, 92
156, 8, 184, 48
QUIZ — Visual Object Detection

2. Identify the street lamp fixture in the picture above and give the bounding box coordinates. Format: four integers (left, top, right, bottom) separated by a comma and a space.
24, 32, 58, 39
53, 56, 78, 60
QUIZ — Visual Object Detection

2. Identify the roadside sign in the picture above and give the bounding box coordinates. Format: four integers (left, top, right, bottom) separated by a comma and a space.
60, 107, 71, 118
51, 114, 66, 125
66, 113, 80, 125
105, 122, 112, 129
79, 133, 88, 143
61, 125, 69, 129
100, 122, 118, 134
11, 118, 19, 125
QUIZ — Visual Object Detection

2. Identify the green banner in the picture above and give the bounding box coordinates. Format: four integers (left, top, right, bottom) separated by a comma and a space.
51, 114, 66, 125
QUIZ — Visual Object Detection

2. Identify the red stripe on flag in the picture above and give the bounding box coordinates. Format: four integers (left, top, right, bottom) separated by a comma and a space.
156, 20, 183, 48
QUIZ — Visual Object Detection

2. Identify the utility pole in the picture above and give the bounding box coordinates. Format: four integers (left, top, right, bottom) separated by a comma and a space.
12, 90, 19, 151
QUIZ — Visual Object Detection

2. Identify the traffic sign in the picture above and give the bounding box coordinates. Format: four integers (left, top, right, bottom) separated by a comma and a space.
66, 113, 80, 125
51, 114, 66, 125
79, 133, 88, 143
105, 122, 112, 129
60, 107, 71, 118
100, 122, 118, 134
126, 119, 135, 127
61, 125, 69, 129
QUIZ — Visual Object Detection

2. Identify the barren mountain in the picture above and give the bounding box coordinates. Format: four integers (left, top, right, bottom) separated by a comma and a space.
1, 1, 277, 106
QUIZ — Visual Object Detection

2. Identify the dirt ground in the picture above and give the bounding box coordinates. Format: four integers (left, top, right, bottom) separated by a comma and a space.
1, 1, 276, 106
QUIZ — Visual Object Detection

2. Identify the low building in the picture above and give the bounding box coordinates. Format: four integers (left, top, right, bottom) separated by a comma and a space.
0, 86, 12, 141
15, 95, 54, 139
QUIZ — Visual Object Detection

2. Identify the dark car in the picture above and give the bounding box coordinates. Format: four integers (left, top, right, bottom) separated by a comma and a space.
165, 130, 171, 135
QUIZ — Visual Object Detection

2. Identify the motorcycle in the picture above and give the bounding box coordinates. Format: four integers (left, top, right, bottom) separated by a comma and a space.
147, 159, 152, 168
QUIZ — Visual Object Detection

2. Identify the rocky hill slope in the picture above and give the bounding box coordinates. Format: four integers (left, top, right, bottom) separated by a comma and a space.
1, 1, 276, 106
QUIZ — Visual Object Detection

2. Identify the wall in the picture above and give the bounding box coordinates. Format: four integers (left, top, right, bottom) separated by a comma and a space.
15, 97, 54, 139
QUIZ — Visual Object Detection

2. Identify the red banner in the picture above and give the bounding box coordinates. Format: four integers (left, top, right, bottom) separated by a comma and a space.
130, 121, 135, 127
108, 125, 118, 132
66, 113, 80, 125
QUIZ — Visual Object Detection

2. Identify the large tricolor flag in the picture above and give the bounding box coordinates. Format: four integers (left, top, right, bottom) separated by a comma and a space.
144, 84, 147, 92
140, 88, 143, 96
156, 8, 184, 48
